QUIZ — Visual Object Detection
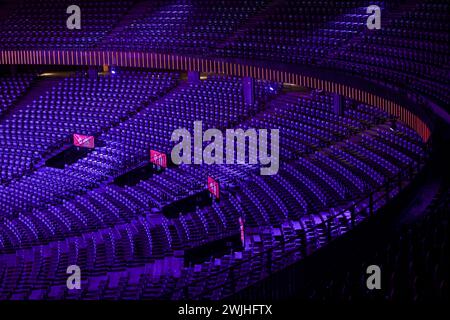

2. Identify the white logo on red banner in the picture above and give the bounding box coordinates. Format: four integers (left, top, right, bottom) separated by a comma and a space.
150, 150, 167, 168
207, 176, 220, 200
73, 134, 95, 149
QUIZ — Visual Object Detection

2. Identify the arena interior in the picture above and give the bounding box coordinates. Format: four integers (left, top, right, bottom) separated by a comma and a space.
0, 0, 448, 306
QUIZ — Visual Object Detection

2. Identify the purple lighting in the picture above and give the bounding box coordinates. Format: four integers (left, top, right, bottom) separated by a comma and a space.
0, 0, 447, 303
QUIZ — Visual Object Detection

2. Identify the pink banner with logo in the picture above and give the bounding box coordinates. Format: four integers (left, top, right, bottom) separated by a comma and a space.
73, 134, 95, 149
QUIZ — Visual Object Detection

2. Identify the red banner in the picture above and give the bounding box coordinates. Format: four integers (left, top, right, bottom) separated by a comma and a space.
207, 176, 220, 200
73, 134, 95, 149
239, 217, 245, 247
150, 150, 167, 168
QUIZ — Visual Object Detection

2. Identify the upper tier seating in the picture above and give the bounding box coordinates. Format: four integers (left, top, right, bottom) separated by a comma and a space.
218, 0, 386, 64
326, 0, 450, 106
0, 1, 447, 107
0, 0, 136, 49
101, 0, 268, 54
0, 0, 442, 300
0, 0, 447, 107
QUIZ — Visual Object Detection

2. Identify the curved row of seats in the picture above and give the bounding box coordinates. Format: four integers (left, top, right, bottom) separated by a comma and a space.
0, 0, 135, 49
0, 73, 426, 299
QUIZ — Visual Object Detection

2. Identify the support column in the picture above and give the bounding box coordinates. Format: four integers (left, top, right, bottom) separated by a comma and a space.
187, 71, 200, 84
88, 66, 98, 79
10, 65, 17, 76
333, 93, 345, 116
243, 76, 254, 105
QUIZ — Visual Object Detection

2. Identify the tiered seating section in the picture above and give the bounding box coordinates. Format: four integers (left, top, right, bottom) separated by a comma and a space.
0, 0, 447, 107
0, 0, 441, 300
2, 0, 436, 109
326, 0, 450, 106
0, 73, 426, 299
101, 0, 268, 54
217, 0, 385, 64
0, 71, 179, 205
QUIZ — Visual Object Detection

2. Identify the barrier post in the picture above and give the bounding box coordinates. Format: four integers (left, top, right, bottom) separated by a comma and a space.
350, 206, 356, 228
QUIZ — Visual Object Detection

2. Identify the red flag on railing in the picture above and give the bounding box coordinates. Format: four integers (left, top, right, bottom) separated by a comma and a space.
150, 150, 167, 168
